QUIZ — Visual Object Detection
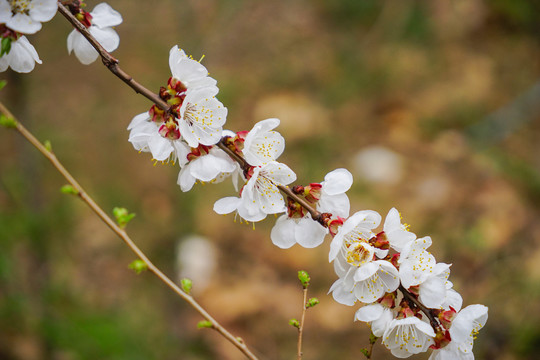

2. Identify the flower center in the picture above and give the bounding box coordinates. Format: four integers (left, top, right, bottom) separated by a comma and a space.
8, 0, 31, 14
345, 241, 374, 267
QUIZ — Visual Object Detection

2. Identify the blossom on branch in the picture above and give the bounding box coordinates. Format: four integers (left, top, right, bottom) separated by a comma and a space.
214, 161, 296, 222
67, 2, 122, 65
127, 111, 190, 163
242, 118, 285, 166
0, 34, 40, 73
177, 144, 240, 192
0, 0, 57, 34
270, 168, 353, 249
429, 305, 488, 360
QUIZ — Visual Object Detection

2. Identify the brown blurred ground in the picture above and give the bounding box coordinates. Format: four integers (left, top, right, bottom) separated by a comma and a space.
1, 0, 540, 359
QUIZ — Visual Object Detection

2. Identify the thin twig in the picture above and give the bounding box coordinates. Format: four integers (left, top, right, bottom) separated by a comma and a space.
296, 287, 308, 360
399, 284, 439, 330
56, 1, 323, 226
0, 101, 260, 360
57, 2, 170, 112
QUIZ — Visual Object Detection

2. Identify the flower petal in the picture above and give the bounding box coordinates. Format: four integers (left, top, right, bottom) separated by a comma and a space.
270, 215, 297, 249
90, 3, 123, 28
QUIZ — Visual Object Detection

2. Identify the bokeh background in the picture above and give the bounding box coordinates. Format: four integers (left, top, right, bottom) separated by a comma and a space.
1, 0, 540, 359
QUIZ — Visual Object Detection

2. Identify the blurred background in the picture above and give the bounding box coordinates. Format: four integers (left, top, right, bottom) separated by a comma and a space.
1, 0, 540, 359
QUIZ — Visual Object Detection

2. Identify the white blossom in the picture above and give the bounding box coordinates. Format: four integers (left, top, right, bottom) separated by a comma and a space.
67, 3, 122, 65
355, 303, 395, 337
178, 86, 227, 148
0, 35, 40, 73
398, 236, 436, 289
317, 168, 353, 218
214, 161, 296, 222
269, 168, 352, 249
329, 258, 399, 304
270, 214, 326, 249
329, 210, 381, 262
418, 262, 451, 309
242, 118, 284, 166
177, 146, 239, 192
127, 111, 190, 163
383, 316, 435, 358
168, 45, 217, 91
429, 305, 488, 360
383, 207, 416, 252
0, 0, 57, 34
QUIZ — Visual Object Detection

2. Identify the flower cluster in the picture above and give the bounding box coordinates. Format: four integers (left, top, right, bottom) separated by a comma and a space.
329, 208, 488, 359
13, 5, 488, 357
0, 0, 122, 73
126, 48, 487, 359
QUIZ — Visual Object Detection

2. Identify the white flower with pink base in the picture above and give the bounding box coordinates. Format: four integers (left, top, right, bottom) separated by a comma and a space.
0, 0, 57, 34
67, 3, 122, 65
270, 168, 353, 249
214, 161, 296, 222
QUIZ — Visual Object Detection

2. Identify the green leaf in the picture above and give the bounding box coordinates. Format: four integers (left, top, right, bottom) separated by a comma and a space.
1, 37, 12, 57
0, 114, 16, 128
112, 207, 135, 228
60, 184, 79, 195
128, 259, 148, 274
180, 278, 193, 294
0, 80, 7, 91
297, 270, 310, 288
197, 320, 213, 329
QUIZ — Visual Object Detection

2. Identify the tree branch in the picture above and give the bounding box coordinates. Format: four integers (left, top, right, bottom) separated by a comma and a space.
296, 287, 308, 360
56, 1, 323, 226
0, 101, 260, 360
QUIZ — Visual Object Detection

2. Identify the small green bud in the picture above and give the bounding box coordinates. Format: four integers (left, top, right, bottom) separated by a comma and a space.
197, 320, 213, 329
369, 332, 378, 344
0, 114, 16, 128
360, 348, 369, 358
1, 37, 12, 57
128, 259, 148, 274
0, 79, 7, 91
306, 297, 319, 308
180, 278, 192, 294
60, 184, 79, 195
113, 207, 135, 228
297, 270, 310, 288
44, 140, 52, 152
289, 318, 300, 329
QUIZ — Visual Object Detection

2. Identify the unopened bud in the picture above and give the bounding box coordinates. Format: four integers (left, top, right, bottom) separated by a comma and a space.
197, 320, 213, 329
438, 307, 457, 329
60, 184, 79, 195
304, 183, 322, 203
181, 278, 193, 294
306, 297, 319, 308
297, 270, 310, 288
370, 231, 390, 250
44, 140, 52, 152
0, 114, 16, 128
128, 259, 148, 274
289, 318, 300, 329
113, 207, 136, 229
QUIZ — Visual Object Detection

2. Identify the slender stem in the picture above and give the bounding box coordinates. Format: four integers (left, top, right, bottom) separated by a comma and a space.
57, 2, 170, 113
399, 284, 439, 330
0, 102, 260, 360
296, 288, 308, 360
57, 1, 323, 226
364, 334, 377, 359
